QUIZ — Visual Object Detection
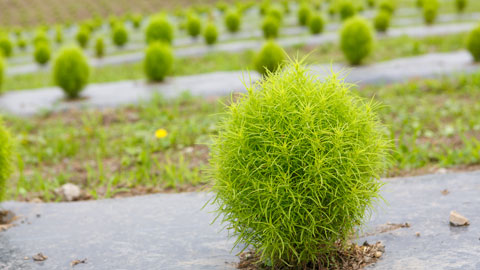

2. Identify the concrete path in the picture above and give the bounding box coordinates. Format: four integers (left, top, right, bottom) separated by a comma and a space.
1, 50, 477, 117
6, 22, 477, 76
1, 171, 479, 270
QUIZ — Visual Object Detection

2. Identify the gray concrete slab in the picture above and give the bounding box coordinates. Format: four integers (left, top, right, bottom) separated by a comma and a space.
1, 171, 479, 269
0, 50, 477, 116
6, 22, 476, 76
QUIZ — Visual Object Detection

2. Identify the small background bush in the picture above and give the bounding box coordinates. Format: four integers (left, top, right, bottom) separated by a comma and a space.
34, 42, 51, 65
340, 16, 375, 65
76, 27, 90, 48
203, 22, 218, 45
0, 36, 13, 58
0, 55, 4, 91
297, 4, 311, 26
210, 60, 390, 268
339, 0, 356, 20
374, 10, 391, 32
309, 13, 325, 34
456, 0, 467, 13
225, 10, 241, 33
146, 16, 174, 44
379, 0, 395, 14
53, 46, 90, 99
422, 0, 438, 25
186, 14, 202, 38
112, 23, 129, 47
95, 36, 105, 58
262, 16, 280, 39
253, 40, 285, 75
0, 117, 13, 202
467, 25, 480, 62
144, 42, 173, 82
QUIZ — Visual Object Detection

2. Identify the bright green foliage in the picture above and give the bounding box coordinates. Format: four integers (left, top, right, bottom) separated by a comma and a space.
422, 0, 439, 25
253, 41, 285, 75
144, 42, 173, 82
34, 42, 51, 66
53, 46, 90, 99
367, 0, 376, 8
0, 36, 13, 57
225, 10, 241, 33
95, 36, 105, 58
467, 25, 480, 62
55, 25, 63, 44
339, 0, 357, 20
33, 30, 49, 47
309, 13, 325, 34
374, 10, 391, 32
75, 27, 90, 48
145, 16, 174, 44
379, 0, 395, 14
267, 5, 283, 23
112, 24, 129, 47
259, 0, 270, 15
0, 55, 4, 91
186, 14, 202, 38
17, 38, 27, 50
282, 0, 290, 13
455, 0, 467, 13
203, 22, 218, 45
132, 14, 143, 29
217, 1, 228, 13
0, 117, 13, 202
416, 0, 424, 8
262, 16, 280, 39
340, 16, 374, 65
210, 60, 390, 268
297, 4, 311, 26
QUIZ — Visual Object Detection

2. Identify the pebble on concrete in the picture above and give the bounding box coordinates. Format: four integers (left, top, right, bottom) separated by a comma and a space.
55, 183, 81, 201
449, 210, 470, 226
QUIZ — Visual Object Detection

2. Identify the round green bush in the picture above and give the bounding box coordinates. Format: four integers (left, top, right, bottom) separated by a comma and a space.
75, 27, 90, 48
0, 55, 4, 91
95, 36, 105, 58
340, 16, 374, 65
144, 42, 173, 82
374, 10, 391, 32
0, 116, 13, 201
0, 36, 13, 58
132, 14, 143, 29
17, 38, 27, 50
456, 0, 467, 13
33, 30, 49, 47
225, 10, 241, 33
339, 0, 357, 20
210, 60, 390, 268
203, 22, 218, 45
262, 16, 280, 39
55, 25, 63, 44
416, 0, 424, 8
267, 5, 283, 23
112, 24, 129, 47
53, 46, 90, 99
466, 25, 480, 62
34, 42, 51, 66
422, 0, 439, 25
253, 41, 285, 75
145, 16, 174, 44
309, 13, 325, 34
379, 0, 395, 14
216, 1, 228, 13
367, 0, 376, 8
186, 14, 202, 38
297, 4, 311, 26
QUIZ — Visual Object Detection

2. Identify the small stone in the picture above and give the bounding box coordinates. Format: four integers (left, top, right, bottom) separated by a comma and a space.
374, 251, 383, 258
441, 189, 450, 195
363, 256, 372, 263
449, 211, 470, 226
30, 198, 43, 203
23, 257, 29, 260
377, 244, 385, 253
437, 168, 448, 174
55, 183, 81, 201
32, 253, 48, 261
415, 232, 421, 237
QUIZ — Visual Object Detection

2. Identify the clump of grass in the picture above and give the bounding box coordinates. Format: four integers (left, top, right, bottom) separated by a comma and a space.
0, 117, 14, 202
340, 16, 375, 65
253, 40, 285, 76
210, 60, 391, 268
144, 42, 173, 82
53, 46, 90, 99
146, 15, 174, 45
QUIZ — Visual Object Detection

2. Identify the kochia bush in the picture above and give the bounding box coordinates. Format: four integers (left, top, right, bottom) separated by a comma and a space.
203, 22, 218, 45
144, 42, 173, 82
0, 36, 13, 57
379, 0, 395, 14
297, 4, 311, 26
262, 16, 280, 39
112, 23, 129, 47
309, 13, 325, 34
186, 14, 202, 38
456, 0, 467, 13
225, 10, 241, 33
422, 0, 439, 25
340, 16, 374, 65
339, 0, 356, 20
0, 117, 13, 201
95, 36, 105, 58
0, 55, 4, 91
253, 40, 285, 75
34, 42, 51, 65
374, 10, 391, 32
466, 25, 480, 62
210, 60, 390, 268
53, 46, 90, 99
146, 16, 174, 44
75, 27, 90, 48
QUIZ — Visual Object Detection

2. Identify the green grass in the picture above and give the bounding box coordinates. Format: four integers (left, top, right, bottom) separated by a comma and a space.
4, 69, 480, 202
3, 32, 468, 91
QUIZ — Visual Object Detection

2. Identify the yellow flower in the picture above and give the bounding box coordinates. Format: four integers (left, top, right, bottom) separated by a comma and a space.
155, 128, 168, 139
